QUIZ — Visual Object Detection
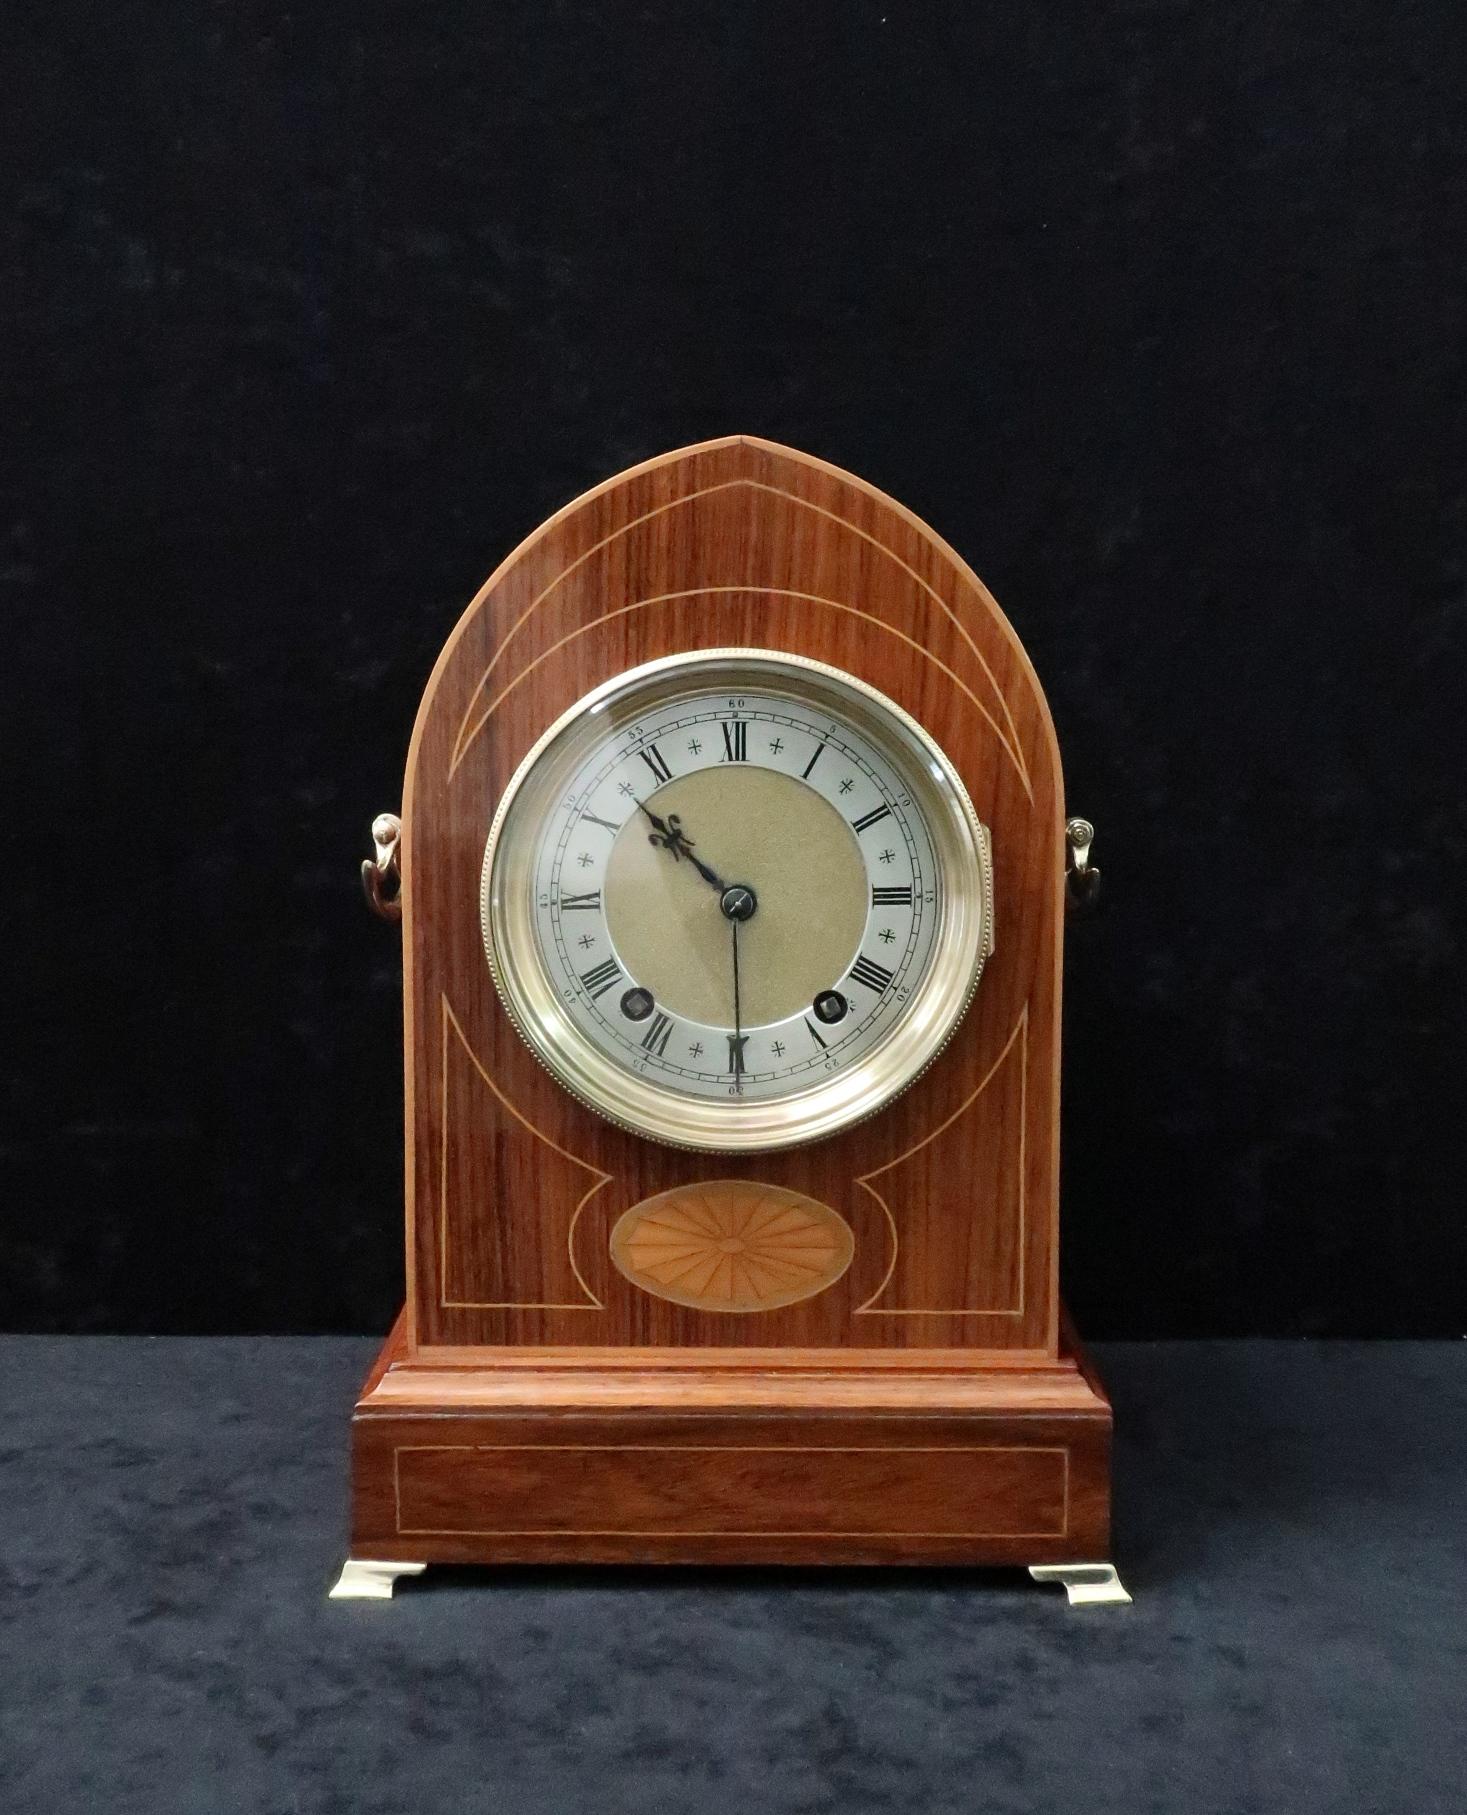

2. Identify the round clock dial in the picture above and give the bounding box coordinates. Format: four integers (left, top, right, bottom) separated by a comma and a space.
481, 650, 994, 1151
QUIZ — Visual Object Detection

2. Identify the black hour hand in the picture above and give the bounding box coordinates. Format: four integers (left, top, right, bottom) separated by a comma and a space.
637, 801, 726, 891
646, 808, 687, 854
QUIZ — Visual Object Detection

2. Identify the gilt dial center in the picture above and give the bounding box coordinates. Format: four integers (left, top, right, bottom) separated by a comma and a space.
604, 765, 867, 1029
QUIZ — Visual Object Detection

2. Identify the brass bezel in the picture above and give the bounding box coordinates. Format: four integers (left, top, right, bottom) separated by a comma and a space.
480, 649, 994, 1152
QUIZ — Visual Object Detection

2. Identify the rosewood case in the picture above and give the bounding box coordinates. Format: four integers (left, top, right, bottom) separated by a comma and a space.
345, 438, 1114, 1573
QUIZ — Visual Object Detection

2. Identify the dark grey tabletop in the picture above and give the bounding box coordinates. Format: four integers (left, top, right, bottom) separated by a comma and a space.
2, 1339, 1462, 1814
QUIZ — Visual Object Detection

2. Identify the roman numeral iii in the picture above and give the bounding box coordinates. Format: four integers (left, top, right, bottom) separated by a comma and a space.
871, 885, 912, 906
848, 955, 894, 993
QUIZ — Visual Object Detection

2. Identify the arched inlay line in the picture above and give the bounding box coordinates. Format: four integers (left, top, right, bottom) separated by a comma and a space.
853, 1009, 1028, 1316
454, 587, 1031, 800
449, 475, 1029, 794
740, 480, 1029, 788
440, 995, 608, 1310
449, 478, 751, 775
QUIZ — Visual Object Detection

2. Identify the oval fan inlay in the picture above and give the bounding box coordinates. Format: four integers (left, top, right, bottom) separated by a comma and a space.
609, 1182, 854, 1313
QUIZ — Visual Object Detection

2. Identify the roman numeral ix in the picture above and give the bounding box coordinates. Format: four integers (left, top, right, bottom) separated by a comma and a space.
559, 891, 601, 910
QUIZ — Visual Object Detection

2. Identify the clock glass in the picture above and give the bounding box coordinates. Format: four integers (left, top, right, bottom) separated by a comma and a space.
481, 650, 993, 1151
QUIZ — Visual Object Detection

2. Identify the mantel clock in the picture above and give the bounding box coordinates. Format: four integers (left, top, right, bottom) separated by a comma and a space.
333, 438, 1126, 1609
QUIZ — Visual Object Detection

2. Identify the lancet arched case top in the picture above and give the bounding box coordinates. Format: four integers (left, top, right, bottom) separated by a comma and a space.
397, 437, 1067, 1356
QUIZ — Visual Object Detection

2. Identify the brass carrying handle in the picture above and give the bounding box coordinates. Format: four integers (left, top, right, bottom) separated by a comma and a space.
1065, 817, 1101, 914
362, 813, 402, 922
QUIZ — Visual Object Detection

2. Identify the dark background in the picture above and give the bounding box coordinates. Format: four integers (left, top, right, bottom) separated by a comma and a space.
4, 1, 1463, 1336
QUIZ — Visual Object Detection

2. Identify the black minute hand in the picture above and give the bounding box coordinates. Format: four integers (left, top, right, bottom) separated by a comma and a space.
635, 799, 727, 892
730, 917, 746, 1089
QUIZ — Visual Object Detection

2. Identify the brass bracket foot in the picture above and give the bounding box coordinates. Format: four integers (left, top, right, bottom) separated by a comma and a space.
328, 1558, 427, 1601
1029, 1562, 1132, 1607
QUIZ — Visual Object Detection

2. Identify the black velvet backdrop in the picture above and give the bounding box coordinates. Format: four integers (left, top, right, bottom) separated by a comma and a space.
4, 2, 1463, 1335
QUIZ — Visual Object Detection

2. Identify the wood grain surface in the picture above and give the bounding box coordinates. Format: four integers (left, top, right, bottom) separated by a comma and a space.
398, 437, 1068, 1355
347, 1315, 1114, 1567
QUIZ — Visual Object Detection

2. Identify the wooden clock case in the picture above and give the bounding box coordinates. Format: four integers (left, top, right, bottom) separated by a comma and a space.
336, 437, 1120, 1601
